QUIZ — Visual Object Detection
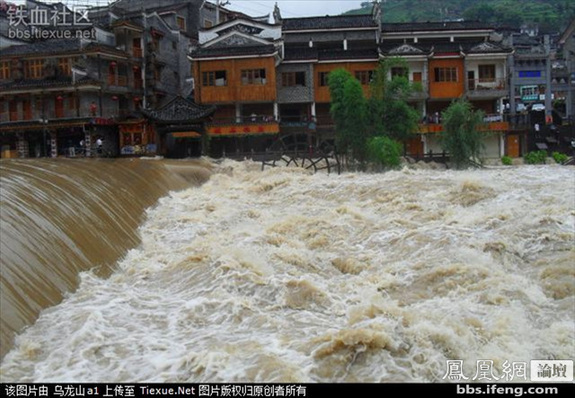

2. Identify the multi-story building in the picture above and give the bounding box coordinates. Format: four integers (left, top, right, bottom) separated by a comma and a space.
190, 12, 283, 156
380, 21, 512, 158
279, 6, 381, 142
190, 3, 382, 155
0, 0, 208, 158
557, 18, 575, 121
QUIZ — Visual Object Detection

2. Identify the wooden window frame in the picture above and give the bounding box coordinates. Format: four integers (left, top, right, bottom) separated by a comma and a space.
202, 70, 227, 87
58, 58, 71, 76
241, 69, 267, 85
355, 70, 374, 85
282, 71, 306, 87
318, 72, 330, 87
478, 64, 496, 82
0, 61, 10, 80
25, 60, 44, 79
434, 67, 458, 83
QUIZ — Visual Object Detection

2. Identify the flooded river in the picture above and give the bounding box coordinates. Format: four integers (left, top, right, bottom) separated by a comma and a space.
0, 159, 573, 382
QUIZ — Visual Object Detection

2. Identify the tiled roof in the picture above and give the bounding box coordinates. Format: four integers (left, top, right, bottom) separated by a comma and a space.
379, 42, 431, 55
382, 21, 493, 32
284, 47, 319, 61
283, 47, 379, 62
0, 76, 102, 91
318, 48, 379, 61
1, 39, 127, 58
144, 96, 216, 123
463, 41, 511, 54
191, 44, 277, 58
432, 42, 466, 53
283, 15, 377, 31
0, 39, 84, 57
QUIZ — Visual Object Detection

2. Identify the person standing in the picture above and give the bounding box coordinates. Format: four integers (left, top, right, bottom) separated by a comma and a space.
96, 137, 103, 154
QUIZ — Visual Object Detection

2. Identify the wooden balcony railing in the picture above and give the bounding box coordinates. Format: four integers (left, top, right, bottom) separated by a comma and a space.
207, 117, 279, 136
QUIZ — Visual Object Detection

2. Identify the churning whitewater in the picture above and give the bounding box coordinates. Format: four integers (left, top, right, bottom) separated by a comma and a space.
1, 161, 574, 382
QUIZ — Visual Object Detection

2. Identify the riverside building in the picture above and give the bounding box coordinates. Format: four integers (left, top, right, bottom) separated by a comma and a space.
1, 1, 571, 159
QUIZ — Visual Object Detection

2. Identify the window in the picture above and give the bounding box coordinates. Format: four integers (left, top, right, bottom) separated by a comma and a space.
391, 67, 408, 78
204, 19, 214, 28
282, 71, 306, 87
133, 38, 143, 58
67, 94, 76, 110
202, 70, 227, 86
478, 65, 496, 82
434, 67, 457, 82
0, 61, 10, 80
108, 63, 117, 85
58, 58, 71, 76
176, 16, 186, 31
319, 72, 330, 87
24, 60, 43, 79
241, 69, 266, 85
9, 100, 18, 121
22, 100, 32, 120
355, 70, 374, 85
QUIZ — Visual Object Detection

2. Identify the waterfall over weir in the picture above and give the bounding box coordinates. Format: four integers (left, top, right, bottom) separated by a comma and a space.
0, 158, 213, 360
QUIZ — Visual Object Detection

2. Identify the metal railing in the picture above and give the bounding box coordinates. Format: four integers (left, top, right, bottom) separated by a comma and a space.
209, 116, 278, 125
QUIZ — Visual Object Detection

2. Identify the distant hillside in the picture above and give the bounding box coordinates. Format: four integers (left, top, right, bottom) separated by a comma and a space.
344, 0, 575, 33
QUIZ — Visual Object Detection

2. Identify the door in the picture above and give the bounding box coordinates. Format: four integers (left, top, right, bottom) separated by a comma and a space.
468, 71, 475, 91
506, 134, 520, 158
55, 97, 64, 118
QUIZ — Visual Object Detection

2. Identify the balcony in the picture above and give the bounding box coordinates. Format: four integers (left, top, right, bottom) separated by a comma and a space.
0, 107, 130, 124
419, 116, 510, 134
467, 78, 507, 99
207, 116, 280, 137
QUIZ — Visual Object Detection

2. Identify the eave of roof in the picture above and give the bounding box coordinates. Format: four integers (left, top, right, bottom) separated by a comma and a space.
283, 15, 377, 32
144, 96, 216, 123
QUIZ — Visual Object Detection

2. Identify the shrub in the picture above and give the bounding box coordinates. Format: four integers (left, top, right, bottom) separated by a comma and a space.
501, 155, 513, 165
552, 151, 568, 164
367, 136, 403, 169
524, 150, 547, 164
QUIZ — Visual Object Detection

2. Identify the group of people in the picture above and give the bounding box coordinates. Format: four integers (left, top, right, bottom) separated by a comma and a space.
423, 112, 442, 124
76, 137, 104, 155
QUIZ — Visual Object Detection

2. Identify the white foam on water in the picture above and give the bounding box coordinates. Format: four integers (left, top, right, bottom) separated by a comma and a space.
1, 162, 574, 382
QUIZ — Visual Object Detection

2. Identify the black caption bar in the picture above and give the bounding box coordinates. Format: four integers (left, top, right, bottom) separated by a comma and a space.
1, 383, 574, 397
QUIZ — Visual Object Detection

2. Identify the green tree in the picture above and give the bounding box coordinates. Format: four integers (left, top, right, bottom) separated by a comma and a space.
440, 99, 485, 169
369, 58, 420, 143
328, 69, 369, 167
